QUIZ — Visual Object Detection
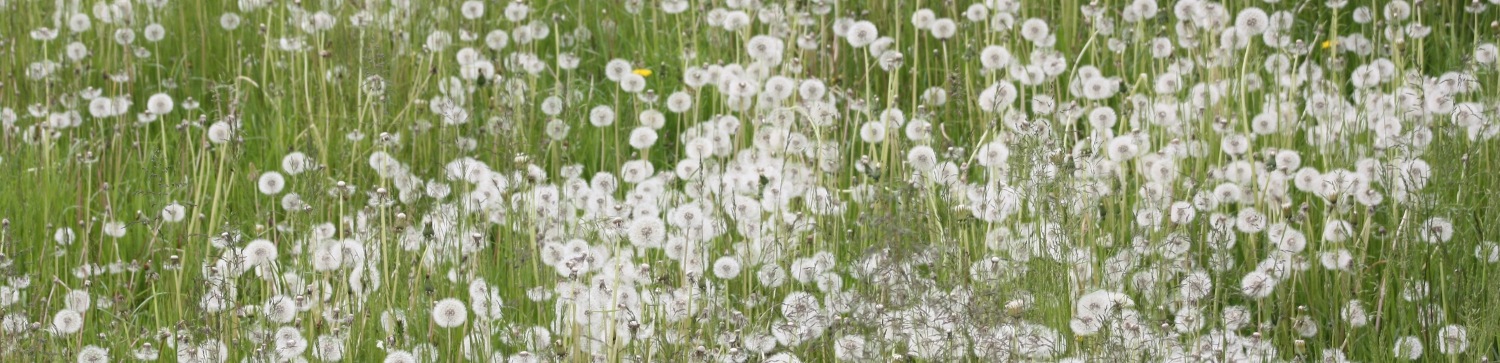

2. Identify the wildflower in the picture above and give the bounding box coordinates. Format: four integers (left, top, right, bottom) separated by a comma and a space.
977, 81, 1018, 112
1476, 43, 1498, 64
662, 0, 689, 13
258, 171, 286, 195
64, 290, 92, 312
1080, 76, 1118, 99
666, 92, 693, 113
930, 18, 958, 39
911, 9, 936, 29
1219, 305, 1251, 330
1179, 271, 1212, 301
620, 73, 647, 93
1436, 325, 1468, 354
55, 227, 77, 246
627, 216, 666, 248
757, 264, 787, 288
206, 122, 234, 143
1320, 249, 1354, 271
746, 35, 784, 62
274, 326, 308, 359
77, 345, 108, 363
62, 42, 91, 61
102, 221, 126, 238
264, 295, 296, 323
1384, 1, 1412, 21
1020, 18, 1049, 42
628, 127, 659, 149
140, 94, 175, 117
543, 119, 570, 141
1266, 224, 1307, 253
144, 23, 167, 41
799, 79, 827, 100
432, 298, 467, 328
957, 3, 988, 22
858, 122, 887, 143
244, 239, 277, 267
131, 344, 158, 360
633, 109, 672, 132
619, 160, 654, 184
834, 335, 867, 361
766, 352, 802, 363
712, 256, 742, 279
1174, 305, 1205, 332
1234, 7, 1269, 35
460, 1, 484, 19
720, 10, 751, 30
845, 21, 880, 48
1239, 271, 1276, 299
1393, 336, 1423, 360
51, 309, 84, 335
1419, 217, 1453, 243
979, 45, 1013, 69
113, 28, 136, 46
313, 335, 344, 362
503, 2, 530, 21
907, 146, 938, 172
1475, 241, 1500, 263
67, 13, 92, 33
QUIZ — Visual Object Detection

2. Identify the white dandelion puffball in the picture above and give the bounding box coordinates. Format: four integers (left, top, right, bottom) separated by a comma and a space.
1393, 336, 1424, 360
1437, 324, 1468, 354
263, 295, 297, 323
712, 256, 742, 279
220, 13, 242, 30
628, 216, 667, 248
244, 239, 278, 267
52, 309, 84, 335
77, 345, 108, 363
929, 18, 957, 39
619, 73, 647, 93
432, 298, 468, 328
147, 93, 174, 115
64, 289, 92, 312
460, 1, 484, 19
281, 152, 313, 175
68, 13, 91, 33
385, 351, 417, 363
258, 171, 286, 195
206, 121, 234, 143
975, 141, 1010, 168
845, 21, 879, 47
589, 105, 615, 127
1420, 217, 1454, 243
102, 221, 126, 238
144, 23, 166, 41
161, 202, 187, 222
980, 45, 1012, 69
55, 227, 77, 246
907, 146, 938, 171
628, 126, 658, 149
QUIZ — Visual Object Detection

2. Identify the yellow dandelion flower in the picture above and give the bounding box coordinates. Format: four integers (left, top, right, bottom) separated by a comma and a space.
632, 69, 653, 77
1322, 40, 1334, 49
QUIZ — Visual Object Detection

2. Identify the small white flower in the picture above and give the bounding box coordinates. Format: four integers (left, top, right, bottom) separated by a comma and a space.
431, 298, 468, 328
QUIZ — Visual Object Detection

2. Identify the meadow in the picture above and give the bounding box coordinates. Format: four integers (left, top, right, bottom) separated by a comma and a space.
2, 0, 1499, 362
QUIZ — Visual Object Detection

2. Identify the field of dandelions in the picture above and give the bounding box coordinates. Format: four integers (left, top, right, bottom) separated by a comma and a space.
5, 0, 1500, 362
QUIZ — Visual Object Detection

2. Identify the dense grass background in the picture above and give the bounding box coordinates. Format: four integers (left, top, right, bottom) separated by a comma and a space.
3, 0, 1500, 362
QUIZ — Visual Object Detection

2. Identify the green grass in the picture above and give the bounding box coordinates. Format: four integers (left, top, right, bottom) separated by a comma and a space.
2, 0, 1500, 362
